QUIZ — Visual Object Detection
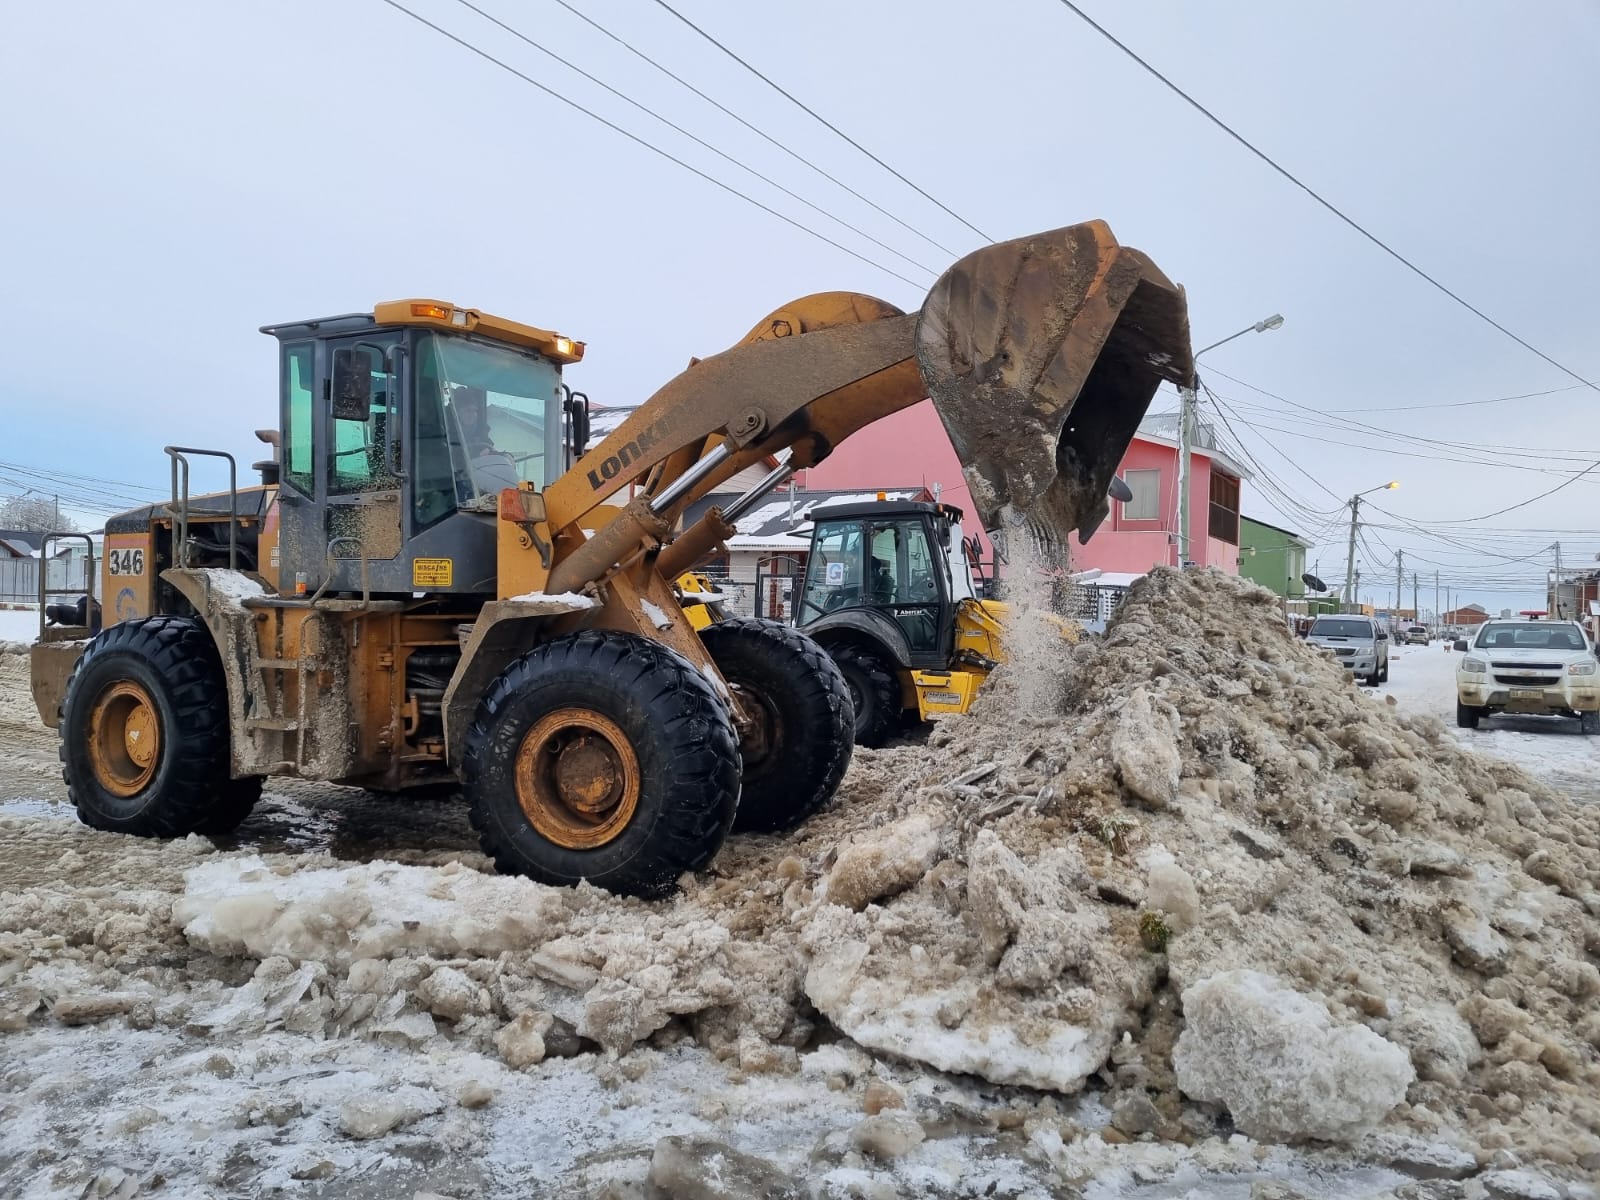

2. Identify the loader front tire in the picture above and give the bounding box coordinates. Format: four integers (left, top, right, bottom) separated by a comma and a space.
464, 630, 740, 898
830, 644, 900, 748
698, 618, 853, 834
61, 615, 256, 836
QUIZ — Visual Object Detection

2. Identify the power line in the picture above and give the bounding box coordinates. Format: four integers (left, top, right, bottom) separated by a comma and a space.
649, 0, 991, 243
376, 0, 926, 288
451, 0, 937, 278
1322, 383, 1586, 415
547, 0, 960, 260
1371, 460, 1600, 525
1050, 0, 1600, 394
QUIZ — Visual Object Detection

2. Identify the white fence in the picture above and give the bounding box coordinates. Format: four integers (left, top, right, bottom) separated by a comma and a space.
0, 557, 97, 605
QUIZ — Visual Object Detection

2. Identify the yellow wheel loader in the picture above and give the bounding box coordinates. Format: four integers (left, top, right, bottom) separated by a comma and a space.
30, 221, 1192, 897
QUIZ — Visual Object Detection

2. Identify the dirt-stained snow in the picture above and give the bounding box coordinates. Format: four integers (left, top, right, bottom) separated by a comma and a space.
3, 566, 1599, 1197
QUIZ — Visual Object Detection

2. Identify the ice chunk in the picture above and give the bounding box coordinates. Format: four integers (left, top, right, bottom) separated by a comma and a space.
175, 856, 573, 966
822, 811, 942, 910
1111, 687, 1180, 809
1173, 969, 1414, 1142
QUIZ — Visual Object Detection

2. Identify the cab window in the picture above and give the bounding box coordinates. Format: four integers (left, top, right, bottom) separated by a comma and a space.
281, 342, 315, 495
329, 337, 401, 495
798, 519, 863, 619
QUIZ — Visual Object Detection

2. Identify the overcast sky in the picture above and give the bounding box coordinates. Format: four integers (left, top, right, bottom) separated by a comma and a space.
3, 0, 1596, 612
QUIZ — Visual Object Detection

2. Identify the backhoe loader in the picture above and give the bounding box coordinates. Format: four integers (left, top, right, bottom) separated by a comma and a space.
31, 220, 1192, 897
793, 497, 1017, 745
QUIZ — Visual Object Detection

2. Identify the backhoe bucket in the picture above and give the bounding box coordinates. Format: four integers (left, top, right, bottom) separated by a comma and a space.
916, 220, 1193, 547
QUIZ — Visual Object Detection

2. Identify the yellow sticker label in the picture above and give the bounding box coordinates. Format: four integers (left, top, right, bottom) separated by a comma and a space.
413, 558, 454, 588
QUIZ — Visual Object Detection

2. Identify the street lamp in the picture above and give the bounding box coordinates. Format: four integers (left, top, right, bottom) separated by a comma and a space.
1177, 314, 1285, 567
1342, 481, 1399, 606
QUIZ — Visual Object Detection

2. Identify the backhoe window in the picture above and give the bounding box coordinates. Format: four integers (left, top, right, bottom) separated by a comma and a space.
282, 343, 314, 495
798, 519, 864, 620
415, 333, 560, 515
871, 520, 943, 652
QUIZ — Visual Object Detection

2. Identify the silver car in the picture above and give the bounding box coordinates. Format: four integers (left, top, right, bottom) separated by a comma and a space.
1307, 615, 1390, 686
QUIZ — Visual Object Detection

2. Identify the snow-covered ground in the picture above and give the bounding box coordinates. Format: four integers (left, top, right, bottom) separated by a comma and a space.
1374, 639, 1598, 803
2, 598, 1597, 1199
0, 606, 40, 647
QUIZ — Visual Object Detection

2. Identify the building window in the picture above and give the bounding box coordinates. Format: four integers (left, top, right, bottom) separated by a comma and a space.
1209, 473, 1240, 544
1121, 469, 1160, 521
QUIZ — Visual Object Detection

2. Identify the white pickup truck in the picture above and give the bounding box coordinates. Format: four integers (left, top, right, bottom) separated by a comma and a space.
1455, 619, 1600, 732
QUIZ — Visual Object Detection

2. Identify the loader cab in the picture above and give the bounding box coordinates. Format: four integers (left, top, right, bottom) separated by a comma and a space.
796, 500, 968, 668
261, 301, 585, 598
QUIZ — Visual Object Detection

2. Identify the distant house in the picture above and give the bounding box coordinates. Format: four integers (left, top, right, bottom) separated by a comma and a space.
1238, 516, 1312, 599
0, 529, 43, 559
1441, 604, 1489, 628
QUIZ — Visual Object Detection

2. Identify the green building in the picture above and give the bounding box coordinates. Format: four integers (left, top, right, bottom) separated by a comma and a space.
1238, 515, 1313, 599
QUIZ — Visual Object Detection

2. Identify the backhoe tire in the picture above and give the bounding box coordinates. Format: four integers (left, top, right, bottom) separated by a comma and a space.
698, 618, 853, 834
830, 644, 900, 748
60, 615, 256, 836
464, 630, 740, 899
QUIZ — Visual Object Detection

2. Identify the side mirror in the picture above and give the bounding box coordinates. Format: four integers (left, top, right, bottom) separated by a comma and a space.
331, 348, 373, 421
1377, 631, 1388, 641
1453, 639, 1468, 652
566, 390, 591, 457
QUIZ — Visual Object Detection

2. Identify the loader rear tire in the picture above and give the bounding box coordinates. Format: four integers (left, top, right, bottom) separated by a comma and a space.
464, 630, 740, 898
830, 644, 900, 748
60, 615, 255, 836
698, 618, 853, 834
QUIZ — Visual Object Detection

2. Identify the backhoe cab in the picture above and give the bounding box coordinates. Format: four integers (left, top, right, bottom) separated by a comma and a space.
32, 220, 1193, 899
796, 500, 1019, 744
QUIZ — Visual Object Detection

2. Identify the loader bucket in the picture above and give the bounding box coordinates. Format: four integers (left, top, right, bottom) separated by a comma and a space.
916, 220, 1193, 547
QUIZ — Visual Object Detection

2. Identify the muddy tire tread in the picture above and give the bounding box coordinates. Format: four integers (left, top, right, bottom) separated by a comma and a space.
698, 617, 853, 834
464, 630, 740, 898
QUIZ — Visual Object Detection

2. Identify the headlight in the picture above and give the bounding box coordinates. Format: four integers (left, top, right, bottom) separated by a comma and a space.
1570, 662, 1597, 676
1461, 658, 1487, 674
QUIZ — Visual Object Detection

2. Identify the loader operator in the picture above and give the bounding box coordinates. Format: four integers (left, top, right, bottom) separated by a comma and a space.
448, 384, 518, 502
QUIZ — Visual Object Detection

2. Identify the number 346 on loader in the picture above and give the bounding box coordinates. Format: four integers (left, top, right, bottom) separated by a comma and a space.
31, 221, 1192, 898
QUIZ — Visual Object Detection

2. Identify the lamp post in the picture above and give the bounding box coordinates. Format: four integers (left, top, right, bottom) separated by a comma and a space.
1177, 314, 1284, 568
1343, 481, 1399, 607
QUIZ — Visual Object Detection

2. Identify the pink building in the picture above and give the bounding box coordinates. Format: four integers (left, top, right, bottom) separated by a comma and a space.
804, 403, 1246, 576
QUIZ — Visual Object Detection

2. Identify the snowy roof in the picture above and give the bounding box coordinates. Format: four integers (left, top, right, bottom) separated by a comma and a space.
683, 488, 927, 553
0, 529, 43, 556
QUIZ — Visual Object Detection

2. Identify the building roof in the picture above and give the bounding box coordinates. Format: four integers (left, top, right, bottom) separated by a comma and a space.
683, 488, 928, 554
1136, 416, 1252, 481
0, 529, 44, 556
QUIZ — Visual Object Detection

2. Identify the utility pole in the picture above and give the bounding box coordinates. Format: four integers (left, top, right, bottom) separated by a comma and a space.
1177, 380, 1196, 569
1395, 549, 1404, 617
1554, 541, 1562, 616
1344, 495, 1361, 607
1413, 572, 1419, 625
1434, 570, 1439, 628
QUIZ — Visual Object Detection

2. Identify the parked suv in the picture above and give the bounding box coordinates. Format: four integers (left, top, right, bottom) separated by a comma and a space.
1456, 619, 1600, 732
1404, 626, 1429, 645
1308, 615, 1389, 686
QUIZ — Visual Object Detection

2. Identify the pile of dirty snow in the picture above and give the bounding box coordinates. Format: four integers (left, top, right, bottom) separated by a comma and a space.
800, 567, 1600, 1173
4, 567, 1598, 1190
